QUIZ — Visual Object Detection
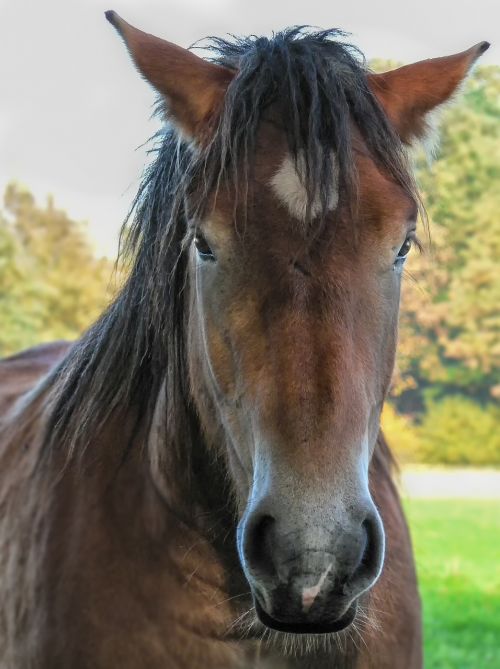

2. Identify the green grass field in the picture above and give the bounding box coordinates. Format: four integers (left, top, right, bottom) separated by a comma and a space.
405, 499, 500, 669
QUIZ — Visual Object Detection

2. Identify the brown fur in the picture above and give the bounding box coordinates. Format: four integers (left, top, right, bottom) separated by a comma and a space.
0, 151, 420, 669
0, 18, 488, 669
0, 345, 420, 668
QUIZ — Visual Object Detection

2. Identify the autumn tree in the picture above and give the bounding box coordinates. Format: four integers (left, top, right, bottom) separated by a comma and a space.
393, 65, 500, 409
0, 183, 115, 356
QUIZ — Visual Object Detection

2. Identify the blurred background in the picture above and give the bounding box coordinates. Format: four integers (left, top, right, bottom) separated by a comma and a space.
1, 1, 499, 666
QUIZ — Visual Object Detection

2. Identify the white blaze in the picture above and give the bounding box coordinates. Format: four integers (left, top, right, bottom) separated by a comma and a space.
270, 151, 338, 222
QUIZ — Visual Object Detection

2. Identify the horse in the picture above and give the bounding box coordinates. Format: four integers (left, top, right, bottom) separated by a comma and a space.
0, 11, 488, 668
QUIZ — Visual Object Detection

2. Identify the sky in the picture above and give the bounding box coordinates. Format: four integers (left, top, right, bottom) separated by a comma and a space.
1, 0, 499, 257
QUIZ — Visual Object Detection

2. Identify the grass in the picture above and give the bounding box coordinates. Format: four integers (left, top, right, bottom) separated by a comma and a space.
404, 499, 500, 669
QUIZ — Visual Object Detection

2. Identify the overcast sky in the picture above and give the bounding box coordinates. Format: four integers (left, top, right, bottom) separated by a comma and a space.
1, 0, 498, 256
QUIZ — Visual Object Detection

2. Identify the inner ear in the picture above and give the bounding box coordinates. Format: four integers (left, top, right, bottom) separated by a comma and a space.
105, 10, 235, 142
368, 42, 489, 146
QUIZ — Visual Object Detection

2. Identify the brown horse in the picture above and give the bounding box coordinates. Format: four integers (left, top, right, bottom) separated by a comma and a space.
0, 12, 488, 668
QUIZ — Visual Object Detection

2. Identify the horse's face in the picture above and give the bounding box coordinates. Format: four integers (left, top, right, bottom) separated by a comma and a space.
187, 125, 415, 631
108, 11, 487, 633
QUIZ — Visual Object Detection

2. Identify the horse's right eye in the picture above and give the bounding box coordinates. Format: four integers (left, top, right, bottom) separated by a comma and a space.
194, 233, 215, 261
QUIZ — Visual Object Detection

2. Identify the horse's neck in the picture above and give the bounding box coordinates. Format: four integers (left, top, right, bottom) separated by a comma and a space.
59, 384, 238, 561
25, 404, 253, 667
1, 378, 363, 668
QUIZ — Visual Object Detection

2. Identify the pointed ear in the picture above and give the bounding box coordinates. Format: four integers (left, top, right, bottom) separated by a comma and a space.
368, 42, 490, 147
105, 10, 235, 142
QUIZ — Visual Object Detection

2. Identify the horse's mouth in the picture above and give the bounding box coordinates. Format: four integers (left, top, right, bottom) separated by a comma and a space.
254, 599, 357, 635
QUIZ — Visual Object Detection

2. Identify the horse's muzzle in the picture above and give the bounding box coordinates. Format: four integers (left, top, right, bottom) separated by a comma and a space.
238, 500, 385, 634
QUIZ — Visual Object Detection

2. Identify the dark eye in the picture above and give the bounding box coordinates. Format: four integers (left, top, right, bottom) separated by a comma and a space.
396, 236, 413, 261
194, 232, 215, 261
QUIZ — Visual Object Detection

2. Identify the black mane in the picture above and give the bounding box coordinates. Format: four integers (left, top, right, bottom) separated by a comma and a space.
45, 28, 415, 456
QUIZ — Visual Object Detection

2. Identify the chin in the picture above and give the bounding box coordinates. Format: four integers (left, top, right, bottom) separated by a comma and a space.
254, 599, 358, 636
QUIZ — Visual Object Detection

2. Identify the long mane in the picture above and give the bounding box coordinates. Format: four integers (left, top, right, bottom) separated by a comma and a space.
44, 28, 415, 459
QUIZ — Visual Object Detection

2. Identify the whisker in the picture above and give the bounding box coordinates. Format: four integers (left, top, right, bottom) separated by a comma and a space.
210, 591, 252, 609
224, 607, 255, 636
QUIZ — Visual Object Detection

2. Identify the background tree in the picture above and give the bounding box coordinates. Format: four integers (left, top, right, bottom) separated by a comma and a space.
0, 183, 116, 356
394, 65, 500, 409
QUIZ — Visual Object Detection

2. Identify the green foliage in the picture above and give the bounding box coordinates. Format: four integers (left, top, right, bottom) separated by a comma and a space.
417, 397, 500, 465
381, 403, 422, 463
383, 397, 500, 465
406, 499, 500, 669
0, 183, 116, 356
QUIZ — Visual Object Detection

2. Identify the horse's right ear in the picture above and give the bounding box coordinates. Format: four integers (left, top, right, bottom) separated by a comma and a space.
105, 10, 235, 143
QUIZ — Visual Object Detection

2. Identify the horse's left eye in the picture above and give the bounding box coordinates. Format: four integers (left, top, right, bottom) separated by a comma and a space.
194, 232, 215, 261
396, 236, 413, 260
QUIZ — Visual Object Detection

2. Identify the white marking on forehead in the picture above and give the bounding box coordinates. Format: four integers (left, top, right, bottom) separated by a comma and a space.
270, 151, 338, 222
301, 563, 333, 613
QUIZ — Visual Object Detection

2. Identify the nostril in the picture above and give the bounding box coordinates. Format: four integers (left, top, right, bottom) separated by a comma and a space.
346, 513, 384, 597
360, 518, 376, 570
245, 514, 276, 577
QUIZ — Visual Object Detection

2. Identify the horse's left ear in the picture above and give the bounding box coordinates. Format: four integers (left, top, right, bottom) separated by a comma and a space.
105, 10, 235, 142
369, 42, 490, 147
